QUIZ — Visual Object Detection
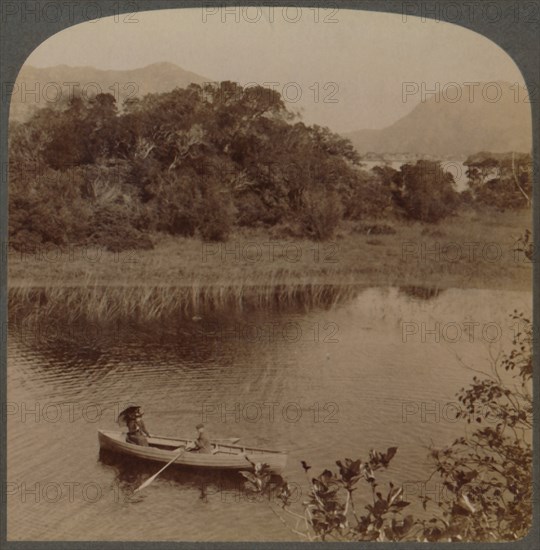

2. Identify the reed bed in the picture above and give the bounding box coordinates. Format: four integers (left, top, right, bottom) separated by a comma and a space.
8, 282, 366, 323
8, 209, 531, 323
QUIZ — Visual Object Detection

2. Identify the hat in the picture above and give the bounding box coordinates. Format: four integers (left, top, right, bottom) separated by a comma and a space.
117, 405, 140, 425
196, 423, 205, 430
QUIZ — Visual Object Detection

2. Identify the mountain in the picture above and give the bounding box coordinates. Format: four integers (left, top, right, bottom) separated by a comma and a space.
9, 62, 210, 121
10, 70, 533, 158
344, 82, 532, 158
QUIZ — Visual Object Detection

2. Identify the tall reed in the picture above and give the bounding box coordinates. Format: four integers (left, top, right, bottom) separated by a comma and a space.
8, 282, 364, 323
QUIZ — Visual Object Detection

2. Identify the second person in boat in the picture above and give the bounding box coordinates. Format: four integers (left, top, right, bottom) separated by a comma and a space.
186, 423, 213, 453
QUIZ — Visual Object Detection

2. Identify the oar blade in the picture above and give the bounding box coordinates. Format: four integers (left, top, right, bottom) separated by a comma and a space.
134, 475, 156, 493
133, 447, 186, 493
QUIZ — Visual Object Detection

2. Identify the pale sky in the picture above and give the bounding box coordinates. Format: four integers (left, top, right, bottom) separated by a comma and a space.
24, 7, 525, 133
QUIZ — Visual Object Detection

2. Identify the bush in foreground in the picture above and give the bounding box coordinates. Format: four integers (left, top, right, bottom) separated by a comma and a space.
242, 312, 532, 541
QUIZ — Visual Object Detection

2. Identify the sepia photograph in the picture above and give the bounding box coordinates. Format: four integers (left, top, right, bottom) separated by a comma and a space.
3, 2, 536, 543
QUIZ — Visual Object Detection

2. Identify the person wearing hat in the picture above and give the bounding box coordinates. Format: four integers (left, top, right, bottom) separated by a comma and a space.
126, 407, 151, 446
186, 423, 213, 453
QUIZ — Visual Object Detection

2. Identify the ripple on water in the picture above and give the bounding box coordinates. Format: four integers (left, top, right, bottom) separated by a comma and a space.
7, 287, 532, 540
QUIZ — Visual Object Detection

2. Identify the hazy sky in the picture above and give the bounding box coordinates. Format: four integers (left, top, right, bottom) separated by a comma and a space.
25, 8, 525, 133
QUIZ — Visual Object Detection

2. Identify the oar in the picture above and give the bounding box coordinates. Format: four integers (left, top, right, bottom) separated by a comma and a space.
134, 447, 187, 493
154, 435, 240, 445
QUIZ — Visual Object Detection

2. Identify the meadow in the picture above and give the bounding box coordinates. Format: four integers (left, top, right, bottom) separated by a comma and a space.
8, 208, 532, 321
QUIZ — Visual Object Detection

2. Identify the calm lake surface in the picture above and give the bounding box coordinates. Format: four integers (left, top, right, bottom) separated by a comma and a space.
7, 287, 530, 541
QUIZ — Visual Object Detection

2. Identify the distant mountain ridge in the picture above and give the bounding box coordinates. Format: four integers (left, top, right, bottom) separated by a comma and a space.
10, 62, 209, 121
10, 69, 533, 159
344, 82, 532, 158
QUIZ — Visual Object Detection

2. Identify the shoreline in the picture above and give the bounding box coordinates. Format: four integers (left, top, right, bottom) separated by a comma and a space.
7, 210, 533, 322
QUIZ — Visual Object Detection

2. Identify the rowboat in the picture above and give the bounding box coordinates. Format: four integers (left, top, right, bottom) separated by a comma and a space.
98, 430, 288, 473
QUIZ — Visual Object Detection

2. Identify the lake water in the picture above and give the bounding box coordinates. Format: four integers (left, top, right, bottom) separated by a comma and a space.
7, 287, 530, 541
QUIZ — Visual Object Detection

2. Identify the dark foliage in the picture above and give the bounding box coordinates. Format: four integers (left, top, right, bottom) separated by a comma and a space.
391, 160, 459, 223
9, 84, 367, 247
10, 83, 524, 250
464, 151, 532, 209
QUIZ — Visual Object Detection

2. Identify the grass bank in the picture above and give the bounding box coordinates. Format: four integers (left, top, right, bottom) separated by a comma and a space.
8, 208, 532, 320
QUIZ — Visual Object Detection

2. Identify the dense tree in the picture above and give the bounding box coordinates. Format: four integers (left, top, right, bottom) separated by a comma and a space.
342, 167, 394, 221
10, 82, 514, 250
9, 83, 367, 247
392, 160, 459, 223
464, 152, 532, 209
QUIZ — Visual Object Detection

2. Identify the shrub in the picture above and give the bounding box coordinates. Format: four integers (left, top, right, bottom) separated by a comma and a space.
343, 169, 394, 221
234, 191, 279, 227
197, 187, 235, 242
141, 171, 201, 236
89, 205, 153, 252
298, 188, 343, 240
464, 152, 532, 209
392, 161, 459, 223
9, 168, 91, 249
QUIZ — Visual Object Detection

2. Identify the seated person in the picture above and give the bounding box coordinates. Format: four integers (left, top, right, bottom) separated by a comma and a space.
126, 407, 151, 446
186, 423, 213, 454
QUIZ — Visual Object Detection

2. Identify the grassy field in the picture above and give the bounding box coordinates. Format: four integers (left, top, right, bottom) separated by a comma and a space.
8, 208, 532, 320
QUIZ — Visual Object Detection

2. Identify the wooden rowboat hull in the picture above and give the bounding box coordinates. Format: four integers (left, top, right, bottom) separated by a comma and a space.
98, 430, 287, 473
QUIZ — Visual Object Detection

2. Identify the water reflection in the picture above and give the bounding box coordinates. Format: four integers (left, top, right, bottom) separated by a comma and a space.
399, 285, 442, 301
7, 286, 532, 540
98, 449, 249, 503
